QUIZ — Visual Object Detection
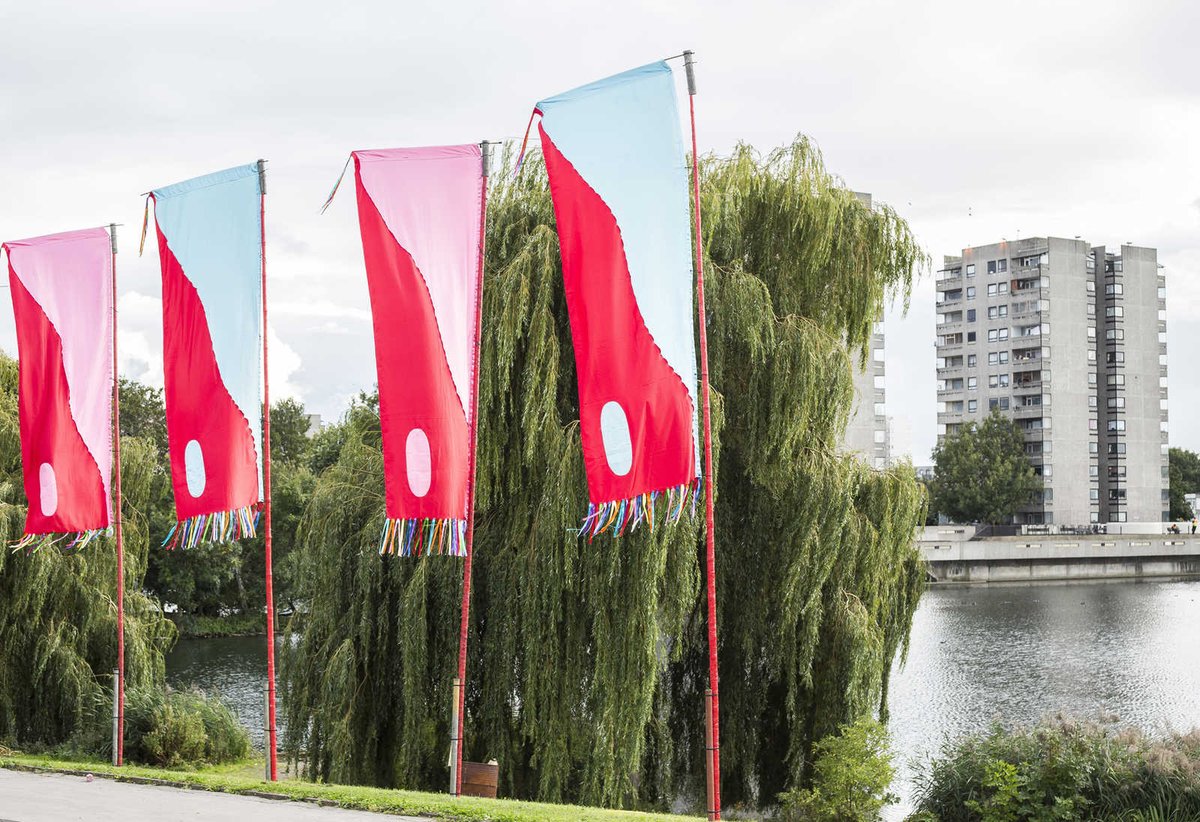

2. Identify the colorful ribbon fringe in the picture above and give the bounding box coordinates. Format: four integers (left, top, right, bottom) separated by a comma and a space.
163, 504, 260, 550
379, 517, 467, 557
579, 478, 701, 540
10, 527, 112, 553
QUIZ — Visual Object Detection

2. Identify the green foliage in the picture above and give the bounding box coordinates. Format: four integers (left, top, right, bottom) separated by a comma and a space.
1168, 447, 1199, 520
282, 136, 927, 811
911, 718, 1200, 821
930, 411, 1039, 525
122, 687, 250, 767
0, 353, 176, 751
779, 718, 898, 821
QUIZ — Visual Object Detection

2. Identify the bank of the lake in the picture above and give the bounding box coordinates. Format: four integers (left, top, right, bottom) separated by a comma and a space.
166, 578, 1200, 816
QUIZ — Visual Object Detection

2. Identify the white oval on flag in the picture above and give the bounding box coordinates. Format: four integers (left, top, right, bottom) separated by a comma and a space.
406, 428, 432, 497
600, 401, 633, 476
184, 439, 207, 498
39, 462, 58, 517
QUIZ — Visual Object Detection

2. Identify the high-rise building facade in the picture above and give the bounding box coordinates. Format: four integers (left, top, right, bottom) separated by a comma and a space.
843, 191, 891, 470
935, 237, 1168, 526
844, 323, 889, 469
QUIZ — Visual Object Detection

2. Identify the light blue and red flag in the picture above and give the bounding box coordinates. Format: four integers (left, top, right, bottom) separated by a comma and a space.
3, 228, 114, 549
146, 165, 263, 548
345, 145, 485, 556
530, 61, 700, 536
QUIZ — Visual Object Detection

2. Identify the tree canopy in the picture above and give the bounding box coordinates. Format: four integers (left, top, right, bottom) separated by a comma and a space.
281, 136, 928, 812
1168, 447, 1199, 521
930, 410, 1039, 525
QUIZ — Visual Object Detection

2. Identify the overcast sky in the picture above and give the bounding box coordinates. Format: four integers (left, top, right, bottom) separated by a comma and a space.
1, 0, 1197, 464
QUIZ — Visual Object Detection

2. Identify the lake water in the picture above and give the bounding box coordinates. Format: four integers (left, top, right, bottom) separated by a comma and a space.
166, 578, 1200, 815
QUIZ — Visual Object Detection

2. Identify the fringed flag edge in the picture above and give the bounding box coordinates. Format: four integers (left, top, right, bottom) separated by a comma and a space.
379, 517, 468, 558
10, 526, 112, 554
163, 504, 261, 550
579, 477, 701, 540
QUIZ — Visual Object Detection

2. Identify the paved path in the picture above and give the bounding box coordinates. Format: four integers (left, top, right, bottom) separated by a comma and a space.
0, 769, 424, 822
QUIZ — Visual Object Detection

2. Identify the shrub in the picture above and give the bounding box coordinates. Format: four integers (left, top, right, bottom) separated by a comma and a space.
779, 717, 898, 821
122, 687, 250, 767
911, 717, 1200, 821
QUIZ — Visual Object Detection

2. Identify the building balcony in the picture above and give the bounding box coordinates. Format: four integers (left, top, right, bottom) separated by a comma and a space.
1013, 404, 1045, 416
1012, 380, 1043, 393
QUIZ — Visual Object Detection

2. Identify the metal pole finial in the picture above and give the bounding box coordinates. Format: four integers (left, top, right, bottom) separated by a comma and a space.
257, 159, 267, 196
109, 223, 118, 254
683, 50, 697, 96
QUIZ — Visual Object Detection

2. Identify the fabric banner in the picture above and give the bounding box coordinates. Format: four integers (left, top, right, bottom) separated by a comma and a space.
351, 145, 484, 556
149, 164, 263, 548
3, 228, 114, 549
534, 61, 700, 536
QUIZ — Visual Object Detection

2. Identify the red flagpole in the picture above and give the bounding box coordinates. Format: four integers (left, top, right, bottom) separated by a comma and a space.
257, 159, 279, 782
453, 142, 491, 796
109, 223, 126, 768
684, 50, 721, 821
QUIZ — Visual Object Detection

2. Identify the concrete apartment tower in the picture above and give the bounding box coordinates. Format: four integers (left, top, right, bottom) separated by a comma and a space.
935, 237, 1167, 526
844, 322, 889, 468
842, 192, 891, 469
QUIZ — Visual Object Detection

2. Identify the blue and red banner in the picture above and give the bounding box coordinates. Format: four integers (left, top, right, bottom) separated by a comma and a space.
351, 146, 484, 556
3, 228, 114, 549
534, 61, 700, 536
148, 165, 263, 548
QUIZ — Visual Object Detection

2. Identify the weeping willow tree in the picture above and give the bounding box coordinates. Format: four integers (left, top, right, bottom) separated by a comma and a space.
283, 136, 926, 810
0, 352, 175, 749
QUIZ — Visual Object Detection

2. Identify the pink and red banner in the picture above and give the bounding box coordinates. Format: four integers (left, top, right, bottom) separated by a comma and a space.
148, 164, 264, 549
350, 145, 484, 556
533, 62, 700, 536
3, 228, 114, 548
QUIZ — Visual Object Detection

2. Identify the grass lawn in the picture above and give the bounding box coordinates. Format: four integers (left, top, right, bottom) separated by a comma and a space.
0, 754, 702, 822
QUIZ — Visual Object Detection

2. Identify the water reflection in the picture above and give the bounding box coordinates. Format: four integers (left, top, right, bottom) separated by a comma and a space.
165, 635, 282, 749
887, 579, 1200, 816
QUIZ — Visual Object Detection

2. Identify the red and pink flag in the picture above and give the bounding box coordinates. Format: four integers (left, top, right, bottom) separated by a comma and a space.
345, 145, 485, 556
3, 228, 114, 549
531, 62, 700, 536
146, 165, 264, 549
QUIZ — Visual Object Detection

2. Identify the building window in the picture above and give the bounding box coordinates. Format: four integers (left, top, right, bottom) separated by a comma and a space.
988, 352, 998, 365
1109, 443, 1127, 455
1088, 373, 1098, 386
968, 354, 977, 367
1089, 441, 1099, 454
1108, 419, 1126, 431
1090, 489, 1099, 500
1089, 396, 1097, 408
1089, 418, 1098, 431
1089, 465, 1099, 478
999, 282, 1008, 294
999, 351, 1009, 364
1105, 283, 1124, 296
1106, 351, 1125, 364
1105, 306, 1124, 318
967, 331, 977, 342
1108, 397, 1125, 409
989, 375, 998, 388
966, 286, 976, 299
967, 377, 978, 390
967, 309, 976, 322
1106, 328, 1125, 341
1087, 350, 1097, 362
1087, 326, 1096, 340
1107, 374, 1125, 386
987, 284, 997, 297
968, 400, 977, 413
966, 264, 976, 276
1087, 280, 1096, 293
987, 261, 996, 274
